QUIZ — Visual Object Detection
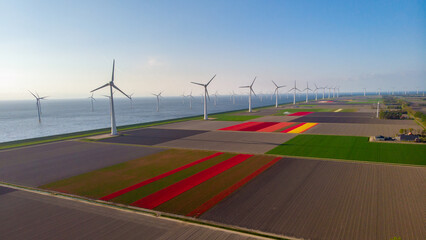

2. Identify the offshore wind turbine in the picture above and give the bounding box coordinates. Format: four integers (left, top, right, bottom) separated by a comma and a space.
188, 91, 194, 109
88, 93, 96, 112
152, 91, 163, 112
91, 59, 131, 136
29, 91, 47, 123
272, 80, 285, 108
288, 81, 301, 105
232, 91, 236, 104
240, 77, 257, 112
322, 86, 326, 99
313, 84, 320, 101
303, 82, 312, 103
377, 88, 381, 96
214, 91, 219, 106
191, 74, 216, 120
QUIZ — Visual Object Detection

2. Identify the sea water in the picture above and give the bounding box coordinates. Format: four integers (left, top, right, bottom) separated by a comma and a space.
0, 94, 315, 143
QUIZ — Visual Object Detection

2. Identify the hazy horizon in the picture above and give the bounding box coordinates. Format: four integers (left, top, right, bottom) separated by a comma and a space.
1, 0, 425, 100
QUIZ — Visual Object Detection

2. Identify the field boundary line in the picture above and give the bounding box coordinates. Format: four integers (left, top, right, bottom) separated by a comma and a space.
0, 182, 296, 240
99, 152, 224, 201
265, 154, 426, 169
132, 154, 254, 209
187, 157, 282, 217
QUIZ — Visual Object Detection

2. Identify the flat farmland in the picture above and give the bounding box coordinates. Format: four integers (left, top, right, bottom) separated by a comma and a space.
292, 115, 418, 125
304, 122, 420, 136
0, 141, 164, 186
267, 135, 426, 165
0, 186, 262, 240
157, 131, 297, 154
201, 158, 426, 240
99, 128, 207, 146
148, 120, 240, 131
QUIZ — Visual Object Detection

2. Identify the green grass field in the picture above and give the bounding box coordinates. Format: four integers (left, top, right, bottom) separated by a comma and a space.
155, 155, 276, 215
41, 149, 217, 198
209, 113, 262, 121
267, 135, 426, 166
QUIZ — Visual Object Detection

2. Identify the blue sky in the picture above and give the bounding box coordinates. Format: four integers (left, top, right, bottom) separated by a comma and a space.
0, 0, 425, 99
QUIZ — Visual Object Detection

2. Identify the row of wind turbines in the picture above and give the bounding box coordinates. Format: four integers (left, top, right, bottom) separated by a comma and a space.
30, 59, 402, 135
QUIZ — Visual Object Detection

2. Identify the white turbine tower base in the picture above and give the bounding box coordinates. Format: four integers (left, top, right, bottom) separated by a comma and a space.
90, 59, 131, 136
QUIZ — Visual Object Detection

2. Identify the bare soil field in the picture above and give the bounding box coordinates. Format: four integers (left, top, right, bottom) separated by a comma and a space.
251, 116, 302, 122
308, 112, 374, 118
0, 141, 164, 186
0, 186, 261, 240
157, 131, 297, 154
99, 129, 207, 146
149, 120, 240, 131
202, 157, 426, 240
304, 122, 422, 136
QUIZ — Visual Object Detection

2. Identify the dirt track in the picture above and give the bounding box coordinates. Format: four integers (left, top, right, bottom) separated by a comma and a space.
202, 157, 426, 240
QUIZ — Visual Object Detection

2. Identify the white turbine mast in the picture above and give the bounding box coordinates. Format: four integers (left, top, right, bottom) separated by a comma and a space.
88, 93, 96, 112
240, 77, 257, 112
152, 91, 163, 112
90, 59, 131, 136
191, 74, 216, 120
303, 82, 312, 103
313, 84, 320, 101
272, 80, 285, 108
363, 88, 367, 96
288, 81, 301, 105
29, 91, 48, 123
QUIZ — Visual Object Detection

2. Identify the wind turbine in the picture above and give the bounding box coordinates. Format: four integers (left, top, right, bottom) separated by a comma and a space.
377, 88, 381, 96
322, 86, 326, 99
288, 81, 301, 105
240, 77, 257, 112
90, 59, 131, 136
333, 87, 336, 98
363, 88, 366, 96
29, 91, 47, 123
88, 93, 96, 112
181, 92, 185, 104
214, 91, 219, 106
336, 87, 340, 98
313, 84, 320, 101
152, 91, 163, 112
272, 80, 285, 108
191, 74, 216, 120
232, 91, 236, 104
187, 91, 194, 109
303, 82, 312, 103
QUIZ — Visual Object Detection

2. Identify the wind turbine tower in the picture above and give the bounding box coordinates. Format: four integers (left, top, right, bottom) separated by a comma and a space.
240, 77, 257, 113
288, 81, 301, 105
29, 91, 47, 123
91, 59, 131, 136
363, 88, 366, 96
303, 82, 312, 103
191, 75, 216, 120
272, 80, 285, 108
89, 93, 96, 112
152, 91, 163, 112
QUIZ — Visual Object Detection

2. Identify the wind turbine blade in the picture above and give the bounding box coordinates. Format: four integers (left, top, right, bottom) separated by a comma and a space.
206, 74, 216, 86
251, 77, 256, 86
239, 86, 250, 88
272, 80, 278, 88
206, 88, 210, 101
251, 88, 257, 97
111, 59, 115, 82
191, 82, 204, 86
28, 90, 38, 99
279, 85, 286, 88
91, 83, 109, 92
112, 84, 131, 99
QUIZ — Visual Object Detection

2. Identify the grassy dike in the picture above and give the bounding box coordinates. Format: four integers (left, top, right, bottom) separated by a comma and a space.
0, 98, 311, 150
